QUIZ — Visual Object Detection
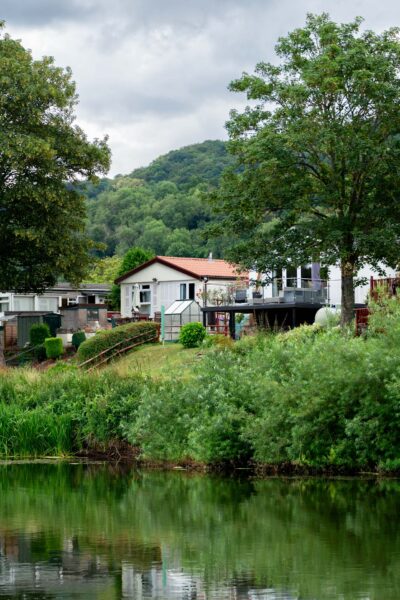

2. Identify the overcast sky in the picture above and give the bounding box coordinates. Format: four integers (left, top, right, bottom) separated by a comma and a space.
2, 0, 400, 176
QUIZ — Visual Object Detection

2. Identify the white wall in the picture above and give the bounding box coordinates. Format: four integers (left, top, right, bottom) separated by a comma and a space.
119, 262, 242, 317
328, 265, 397, 306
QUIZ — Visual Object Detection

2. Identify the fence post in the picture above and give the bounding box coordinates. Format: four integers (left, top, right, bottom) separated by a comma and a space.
161, 305, 165, 345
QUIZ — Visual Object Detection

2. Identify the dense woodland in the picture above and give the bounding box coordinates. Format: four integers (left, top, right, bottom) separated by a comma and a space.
81, 140, 233, 258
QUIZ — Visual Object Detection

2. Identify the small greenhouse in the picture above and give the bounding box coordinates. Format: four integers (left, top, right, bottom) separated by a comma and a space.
164, 300, 202, 341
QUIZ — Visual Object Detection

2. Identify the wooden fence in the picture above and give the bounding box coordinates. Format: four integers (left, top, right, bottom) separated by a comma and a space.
78, 326, 160, 372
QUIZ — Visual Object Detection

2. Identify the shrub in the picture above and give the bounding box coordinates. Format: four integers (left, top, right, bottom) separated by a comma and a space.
45, 337, 64, 359
203, 334, 234, 350
35, 345, 47, 362
179, 322, 206, 348
77, 321, 158, 364
72, 331, 86, 350
30, 323, 51, 346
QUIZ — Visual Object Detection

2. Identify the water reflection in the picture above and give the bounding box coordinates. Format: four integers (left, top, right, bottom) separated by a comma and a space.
0, 463, 399, 599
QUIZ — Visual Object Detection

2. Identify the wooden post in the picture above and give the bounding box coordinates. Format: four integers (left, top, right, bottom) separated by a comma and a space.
229, 312, 236, 339
161, 305, 165, 345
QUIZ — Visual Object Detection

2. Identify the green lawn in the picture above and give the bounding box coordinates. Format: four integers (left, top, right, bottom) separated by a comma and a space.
107, 342, 203, 380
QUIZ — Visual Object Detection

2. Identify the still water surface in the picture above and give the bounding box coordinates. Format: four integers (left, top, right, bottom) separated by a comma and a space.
0, 463, 399, 599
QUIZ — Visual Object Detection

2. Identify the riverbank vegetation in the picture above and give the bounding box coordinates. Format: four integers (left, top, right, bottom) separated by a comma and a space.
0, 301, 400, 472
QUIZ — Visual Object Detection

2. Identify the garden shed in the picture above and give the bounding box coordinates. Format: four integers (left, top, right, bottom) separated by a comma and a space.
164, 300, 201, 341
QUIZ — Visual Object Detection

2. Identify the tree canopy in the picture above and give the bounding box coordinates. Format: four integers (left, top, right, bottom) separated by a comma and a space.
0, 22, 110, 293
212, 14, 400, 325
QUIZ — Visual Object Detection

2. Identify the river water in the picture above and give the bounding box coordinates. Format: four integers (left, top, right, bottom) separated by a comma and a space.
0, 462, 398, 599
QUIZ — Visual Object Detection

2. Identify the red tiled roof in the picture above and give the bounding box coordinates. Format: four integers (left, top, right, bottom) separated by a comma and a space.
161, 256, 247, 279
115, 256, 248, 283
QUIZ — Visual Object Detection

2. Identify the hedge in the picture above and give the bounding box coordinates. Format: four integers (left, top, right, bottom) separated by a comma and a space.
72, 331, 86, 350
30, 323, 51, 346
45, 337, 64, 359
77, 321, 159, 365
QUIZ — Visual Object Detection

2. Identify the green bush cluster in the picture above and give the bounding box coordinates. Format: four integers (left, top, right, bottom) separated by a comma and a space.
127, 310, 400, 470
179, 322, 206, 348
2, 302, 400, 470
72, 331, 86, 350
77, 321, 158, 364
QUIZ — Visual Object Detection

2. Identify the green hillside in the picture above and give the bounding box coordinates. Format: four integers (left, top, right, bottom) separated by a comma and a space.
130, 139, 232, 191
83, 140, 232, 257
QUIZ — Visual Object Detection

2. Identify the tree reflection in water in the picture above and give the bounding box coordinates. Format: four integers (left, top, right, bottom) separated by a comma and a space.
0, 463, 399, 599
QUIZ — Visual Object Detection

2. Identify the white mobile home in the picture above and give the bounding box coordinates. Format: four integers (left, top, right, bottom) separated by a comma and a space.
115, 256, 248, 318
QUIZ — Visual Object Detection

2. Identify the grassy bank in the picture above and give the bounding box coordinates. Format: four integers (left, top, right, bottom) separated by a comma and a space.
1, 301, 400, 472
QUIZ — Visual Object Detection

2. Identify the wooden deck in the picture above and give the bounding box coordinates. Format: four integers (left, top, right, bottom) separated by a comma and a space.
202, 301, 323, 338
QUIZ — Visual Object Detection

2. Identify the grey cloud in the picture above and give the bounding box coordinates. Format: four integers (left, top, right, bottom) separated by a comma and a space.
0, 0, 95, 26
3, 0, 400, 176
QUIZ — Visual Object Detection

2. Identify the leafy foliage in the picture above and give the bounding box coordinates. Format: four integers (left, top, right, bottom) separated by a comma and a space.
0, 22, 110, 292
212, 14, 400, 325
179, 322, 206, 348
131, 140, 233, 191
84, 256, 122, 285
83, 141, 232, 257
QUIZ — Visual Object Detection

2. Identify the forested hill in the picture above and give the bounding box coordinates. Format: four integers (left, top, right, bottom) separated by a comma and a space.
83, 140, 233, 258
130, 139, 232, 191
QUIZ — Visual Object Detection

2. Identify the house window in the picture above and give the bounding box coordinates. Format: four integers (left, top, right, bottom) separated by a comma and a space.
286, 266, 297, 288
14, 296, 35, 311
0, 298, 9, 313
139, 284, 151, 304
301, 265, 312, 288
87, 308, 99, 321
180, 283, 195, 301
38, 297, 59, 312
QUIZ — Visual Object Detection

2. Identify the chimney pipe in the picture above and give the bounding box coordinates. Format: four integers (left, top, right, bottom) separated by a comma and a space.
208, 252, 213, 262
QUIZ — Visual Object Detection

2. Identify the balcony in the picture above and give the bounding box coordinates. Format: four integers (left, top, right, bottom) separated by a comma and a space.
235, 278, 328, 306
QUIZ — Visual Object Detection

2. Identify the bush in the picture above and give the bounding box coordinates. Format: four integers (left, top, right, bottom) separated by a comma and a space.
203, 334, 234, 350
72, 331, 86, 350
77, 321, 158, 364
30, 323, 51, 346
179, 322, 206, 348
45, 337, 64, 359
35, 345, 47, 362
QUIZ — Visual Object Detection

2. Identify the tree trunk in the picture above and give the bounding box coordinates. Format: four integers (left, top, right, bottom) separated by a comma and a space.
340, 260, 355, 328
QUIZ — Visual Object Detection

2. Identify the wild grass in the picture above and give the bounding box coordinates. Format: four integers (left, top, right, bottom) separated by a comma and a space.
108, 342, 201, 380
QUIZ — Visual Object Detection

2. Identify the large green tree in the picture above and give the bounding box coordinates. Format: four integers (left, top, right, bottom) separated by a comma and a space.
0, 22, 110, 293
213, 14, 400, 325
